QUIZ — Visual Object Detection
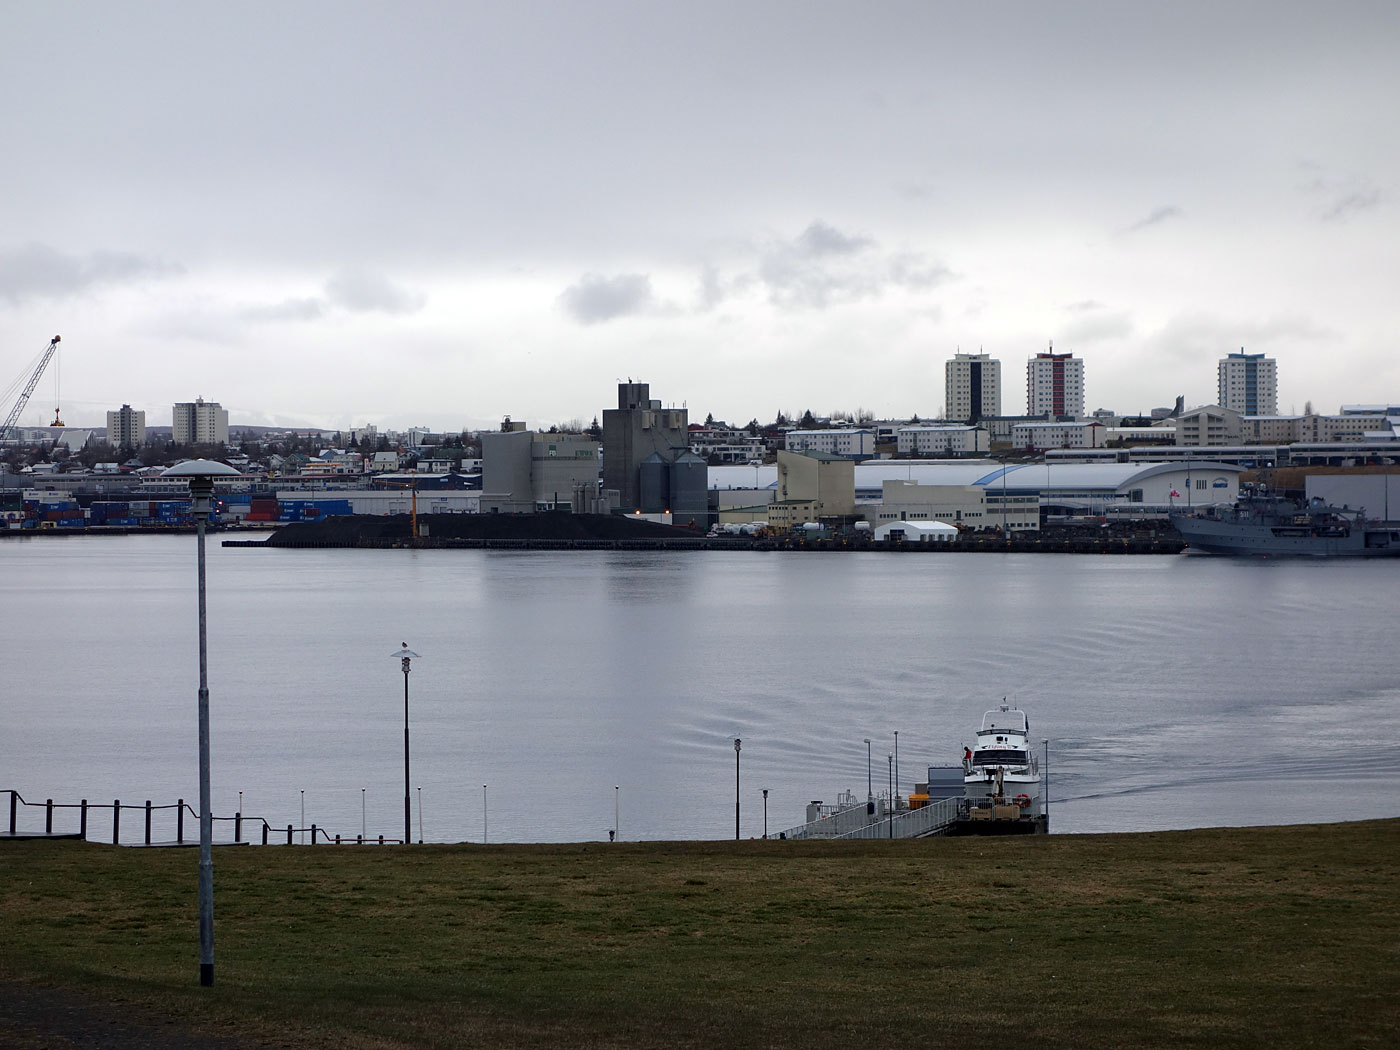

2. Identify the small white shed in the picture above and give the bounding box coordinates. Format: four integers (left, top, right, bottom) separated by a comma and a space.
873, 520, 959, 543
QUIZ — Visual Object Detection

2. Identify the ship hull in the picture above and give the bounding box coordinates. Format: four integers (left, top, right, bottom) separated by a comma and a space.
1174, 518, 1400, 556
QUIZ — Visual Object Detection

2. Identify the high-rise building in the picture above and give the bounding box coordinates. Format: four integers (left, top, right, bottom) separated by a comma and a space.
1217, 350, 1277, 415
172, 397, 229, 446
945, 353, 1001, 423
1026, 351, 1084, 418
106, 404, 146, 449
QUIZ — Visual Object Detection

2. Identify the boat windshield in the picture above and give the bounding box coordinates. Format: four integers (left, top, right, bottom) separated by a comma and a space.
972, 749, 1028, 766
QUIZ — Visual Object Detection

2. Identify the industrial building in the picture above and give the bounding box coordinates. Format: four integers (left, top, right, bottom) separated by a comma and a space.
602, 381, 705, 518
481, 421, 601, 513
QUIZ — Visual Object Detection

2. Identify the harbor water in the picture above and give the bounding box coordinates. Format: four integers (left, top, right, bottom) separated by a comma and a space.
4, 534, 1399, 842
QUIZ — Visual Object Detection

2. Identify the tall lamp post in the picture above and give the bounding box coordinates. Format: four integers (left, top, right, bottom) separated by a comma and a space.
888, 753, 894, 838
733, 738, 742, 840
893, 730, 900, 805
762, 788, 768, 839
393, 643, 420, 845
163, 458, 241, 988
864, 738, 873, 813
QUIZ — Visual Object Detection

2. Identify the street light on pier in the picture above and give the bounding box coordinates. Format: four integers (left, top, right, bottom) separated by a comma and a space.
391, 643, 421, 845
162, 458, 241, 988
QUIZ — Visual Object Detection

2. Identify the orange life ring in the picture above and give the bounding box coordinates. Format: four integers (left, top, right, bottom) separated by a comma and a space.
1015, 794, 1031, 809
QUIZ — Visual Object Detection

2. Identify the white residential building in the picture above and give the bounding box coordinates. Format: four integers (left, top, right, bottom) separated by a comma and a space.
1011, 420, 1104, 451
1217, 351, 1277, 415
1026, 351, 1085, 418
1174, 405, 1242, 447
945, 352, 1001, 423
784, 429, 874, 459
171, 397, 229, 445
895, 425, 990, 456
106, 404, 146, 448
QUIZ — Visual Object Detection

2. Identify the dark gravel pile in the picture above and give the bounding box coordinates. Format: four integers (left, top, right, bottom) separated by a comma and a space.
267, 512, 699, 545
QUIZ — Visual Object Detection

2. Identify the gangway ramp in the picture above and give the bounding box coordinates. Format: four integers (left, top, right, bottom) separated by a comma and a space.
777, 796, 960, 840
835, 796, 960, 839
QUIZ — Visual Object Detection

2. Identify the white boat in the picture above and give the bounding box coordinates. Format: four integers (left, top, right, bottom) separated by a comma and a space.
963, 703, 1043, 822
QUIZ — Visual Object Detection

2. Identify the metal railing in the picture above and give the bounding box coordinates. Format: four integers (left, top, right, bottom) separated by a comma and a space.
836, 796, 961, 839
4, 789, 403, 846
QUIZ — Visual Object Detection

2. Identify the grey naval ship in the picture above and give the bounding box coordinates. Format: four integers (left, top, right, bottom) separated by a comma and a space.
1171, 487, 1400, 557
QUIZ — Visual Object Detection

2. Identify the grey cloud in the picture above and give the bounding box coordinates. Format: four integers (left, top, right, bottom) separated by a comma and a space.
1065, 299, 1105, 312
795, 220, 874, 258
558, 272, 658, 324
324, 267, 426, 315
756, 222, 951, 309
0, 242, 182, 304
1125, 206, 1182, 233
1323, 187, 1382, 222
239, 298, 325, 323
1300, 165, 1384, 223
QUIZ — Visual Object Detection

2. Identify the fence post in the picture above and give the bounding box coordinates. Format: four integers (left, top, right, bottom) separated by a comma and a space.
335, 834, 341, 845
261, 822, 268, 846
145, 800, 152, 845
9, 791, 16, 835
286, 824, 293, 845
234, 811, 242, 844
177, 800, 184, 844
80, 799, 88, 840
113, 800, 121, 845
378, 834, 384, 845
310, 824, 318, 845
46, 799, 53, 834
357, 834, 363, 845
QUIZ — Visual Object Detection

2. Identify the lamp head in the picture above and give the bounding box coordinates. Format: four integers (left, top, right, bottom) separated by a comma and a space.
162, 460, 242, 519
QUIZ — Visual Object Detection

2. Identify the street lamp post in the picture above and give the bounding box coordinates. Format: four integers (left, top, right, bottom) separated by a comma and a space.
392, 643, 420, 845
894, 730, 899, 805
733, 738, 742, 840
762, 788, 768, 839
614, 785, 620, 841
864, 738, 873, 813
162, 458, 241, 988
888, 753, 894, 838
417, 785, 423, 844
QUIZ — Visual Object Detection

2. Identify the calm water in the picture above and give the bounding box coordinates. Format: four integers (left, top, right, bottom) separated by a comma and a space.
4, 535, 1399, 842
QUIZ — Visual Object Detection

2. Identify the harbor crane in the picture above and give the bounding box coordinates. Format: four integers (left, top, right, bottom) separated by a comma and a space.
1, 335, 63, 444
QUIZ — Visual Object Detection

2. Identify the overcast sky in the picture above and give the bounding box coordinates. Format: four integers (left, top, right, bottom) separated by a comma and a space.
2, 2, 1396, 432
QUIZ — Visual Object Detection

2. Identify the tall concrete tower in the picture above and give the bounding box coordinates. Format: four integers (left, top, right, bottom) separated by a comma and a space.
601, 382, 690, 512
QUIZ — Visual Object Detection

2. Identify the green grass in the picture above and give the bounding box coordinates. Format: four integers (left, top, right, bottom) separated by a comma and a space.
3, 821, 1399, 1049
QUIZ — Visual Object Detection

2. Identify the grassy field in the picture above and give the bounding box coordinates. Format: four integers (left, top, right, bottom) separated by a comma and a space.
3, 821, 1398, 1049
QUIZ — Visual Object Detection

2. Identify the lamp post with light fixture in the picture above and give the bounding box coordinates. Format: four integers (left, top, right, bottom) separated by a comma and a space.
162, 458, 241, 988
392, 643, 420, 844
734, 738, 742, 840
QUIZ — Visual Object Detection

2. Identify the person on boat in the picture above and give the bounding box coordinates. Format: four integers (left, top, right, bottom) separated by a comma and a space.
963, 746, 972, 771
